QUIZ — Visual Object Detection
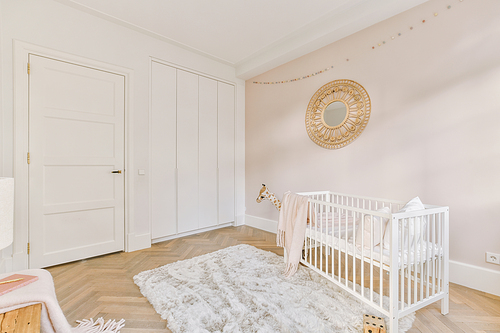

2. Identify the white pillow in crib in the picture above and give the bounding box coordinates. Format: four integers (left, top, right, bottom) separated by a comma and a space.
383, 196, 426, 250
355, 207, 391, 248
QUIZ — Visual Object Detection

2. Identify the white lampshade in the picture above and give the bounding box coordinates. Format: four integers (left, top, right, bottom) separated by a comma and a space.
0, 177, 14, 250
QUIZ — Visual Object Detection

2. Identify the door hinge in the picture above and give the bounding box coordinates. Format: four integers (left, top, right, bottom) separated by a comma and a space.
27, 63, 30, 75
27, 152, 30, 164
27, 243, 30, 255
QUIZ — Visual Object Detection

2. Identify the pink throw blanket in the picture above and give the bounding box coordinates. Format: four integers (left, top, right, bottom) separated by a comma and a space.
0, 269, 75, 333
0, 269, 125, 333
277, 191, 309, 277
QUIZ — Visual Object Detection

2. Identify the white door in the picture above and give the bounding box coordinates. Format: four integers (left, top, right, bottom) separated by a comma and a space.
28, 54, 125, 268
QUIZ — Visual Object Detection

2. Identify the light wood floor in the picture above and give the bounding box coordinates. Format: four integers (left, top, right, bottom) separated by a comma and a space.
46, 226, 500, 333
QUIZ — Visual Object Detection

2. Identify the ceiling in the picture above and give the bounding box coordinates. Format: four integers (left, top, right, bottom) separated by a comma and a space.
58, 0, 428, 79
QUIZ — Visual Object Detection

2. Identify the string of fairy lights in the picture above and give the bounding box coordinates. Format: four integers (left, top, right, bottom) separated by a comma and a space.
253, 0, 464, 85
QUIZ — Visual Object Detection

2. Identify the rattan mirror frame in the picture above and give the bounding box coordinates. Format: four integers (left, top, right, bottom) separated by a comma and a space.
305, 79, 371, 149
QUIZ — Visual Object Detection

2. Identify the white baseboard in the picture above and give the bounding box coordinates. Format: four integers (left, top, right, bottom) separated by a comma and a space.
235, 215, 246, 227
151, 222, 235, 244
450, 260, 500, 297
244, 215, 278, 234
127, 232, 152, 252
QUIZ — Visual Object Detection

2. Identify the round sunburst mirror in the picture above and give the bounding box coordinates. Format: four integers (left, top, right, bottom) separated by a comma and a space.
305, 79, 371, 149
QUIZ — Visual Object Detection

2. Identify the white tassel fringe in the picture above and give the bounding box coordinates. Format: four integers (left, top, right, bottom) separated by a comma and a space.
276, 229, 285, 247
283, 263, 298, 278
75, 318, 125, 333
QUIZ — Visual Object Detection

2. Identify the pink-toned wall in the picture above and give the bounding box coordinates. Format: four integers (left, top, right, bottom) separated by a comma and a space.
245, 0, 500, 274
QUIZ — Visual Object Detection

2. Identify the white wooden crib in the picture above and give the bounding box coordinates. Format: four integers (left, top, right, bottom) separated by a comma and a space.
297, 191, 449, 333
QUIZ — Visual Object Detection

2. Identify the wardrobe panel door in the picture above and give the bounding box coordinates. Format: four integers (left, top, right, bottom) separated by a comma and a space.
218, 82, 235, 224
198, 77, 218, 228
177, 70, 199, 233
151, 62, 177, 239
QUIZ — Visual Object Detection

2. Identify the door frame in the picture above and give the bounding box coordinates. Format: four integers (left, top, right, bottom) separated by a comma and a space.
12, 41, 135, 270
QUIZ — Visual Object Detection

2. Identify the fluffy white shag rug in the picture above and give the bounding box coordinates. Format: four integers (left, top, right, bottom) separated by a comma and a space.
134, 244, 415, 333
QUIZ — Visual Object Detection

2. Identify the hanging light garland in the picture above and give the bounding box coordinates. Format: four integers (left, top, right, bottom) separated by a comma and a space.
252, 66, 334, 85
253, 1, 463, 85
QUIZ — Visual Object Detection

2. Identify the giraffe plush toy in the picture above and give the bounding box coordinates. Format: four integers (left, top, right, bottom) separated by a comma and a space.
256, 184, 282, 211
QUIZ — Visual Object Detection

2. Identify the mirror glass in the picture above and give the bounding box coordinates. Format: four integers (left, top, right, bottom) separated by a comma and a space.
323, 101, 347, 127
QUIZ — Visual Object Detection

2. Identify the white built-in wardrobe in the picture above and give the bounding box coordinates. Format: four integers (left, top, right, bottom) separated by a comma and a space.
151, 60, 235, 241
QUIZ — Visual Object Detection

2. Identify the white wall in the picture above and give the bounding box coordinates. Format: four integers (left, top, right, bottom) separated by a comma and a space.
246, 0, 500, 294
0, 2, 8, 272
0, 0, 245, 270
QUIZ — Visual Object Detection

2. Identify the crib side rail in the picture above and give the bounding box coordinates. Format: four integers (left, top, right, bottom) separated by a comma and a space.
298, 191, 406, 213
301, 195, 449, 321
307, 198, 392, 218
389, 207, 449, 316
302, 197, 395, 316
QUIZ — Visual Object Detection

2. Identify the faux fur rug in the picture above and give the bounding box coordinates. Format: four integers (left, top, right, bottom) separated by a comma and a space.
134, 244, 415, 333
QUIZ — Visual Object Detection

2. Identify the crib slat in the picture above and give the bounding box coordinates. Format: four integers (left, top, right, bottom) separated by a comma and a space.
408, 218, 412, 307
432, 215, 436, 296
331, 204, 334, 281
347, 208, 352, 292
314, 201, 318, 270
438, 213, 442, 294
414, 216, 418, 306
363, 200, 373, 302
327, 205, 330, 278
420, 213, 425, 302
337, 207, 341, 284
361, 213, 365, 298
327, 197, 329, 262
370, 214, 374, 303
427, 214, 431, 298
307, 201, 315, 263
331, 194, 334, 281
320, 199, 323, 274
344, 207, 348, 288
379, 211, 384, 309
401, 218, 405, 311
353, 209, 356, 294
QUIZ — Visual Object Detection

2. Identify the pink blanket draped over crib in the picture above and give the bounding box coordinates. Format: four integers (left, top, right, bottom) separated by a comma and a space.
276, 191, 309, 277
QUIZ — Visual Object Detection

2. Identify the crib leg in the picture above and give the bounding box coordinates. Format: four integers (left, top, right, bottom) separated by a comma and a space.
389, 316, 398, 333
441, 297, 449, 315
441, 286, 450, 315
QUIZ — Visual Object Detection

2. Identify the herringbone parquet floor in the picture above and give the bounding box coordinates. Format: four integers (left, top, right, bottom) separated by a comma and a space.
46, 226, 500, 333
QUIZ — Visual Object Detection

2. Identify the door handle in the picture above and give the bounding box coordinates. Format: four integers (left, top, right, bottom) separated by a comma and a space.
111, 170, 122, 174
